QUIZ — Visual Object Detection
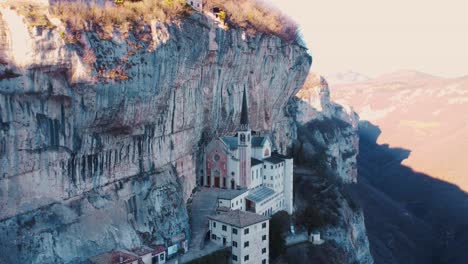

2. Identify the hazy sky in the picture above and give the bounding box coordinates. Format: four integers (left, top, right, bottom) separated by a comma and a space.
268, 0, 468, 77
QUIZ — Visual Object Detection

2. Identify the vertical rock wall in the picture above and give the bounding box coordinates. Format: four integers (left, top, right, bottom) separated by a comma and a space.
0, 9, 311, 263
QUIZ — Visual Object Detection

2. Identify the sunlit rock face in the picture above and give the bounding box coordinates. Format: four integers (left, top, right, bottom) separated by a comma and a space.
292, 75, 359, 183
290, 74, 373, 263
0, 7, 311, 263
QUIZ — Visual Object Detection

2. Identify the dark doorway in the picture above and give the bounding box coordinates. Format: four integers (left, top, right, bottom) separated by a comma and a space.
214, 177, 220, 188
207, 176, 211, 186
200, 176, 204, 186
223, 177, 226, 188
223, 237, 226, 246
231, 179, 235, 189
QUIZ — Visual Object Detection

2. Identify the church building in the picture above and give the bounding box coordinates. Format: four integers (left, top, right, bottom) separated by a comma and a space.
202, 88, 294, 215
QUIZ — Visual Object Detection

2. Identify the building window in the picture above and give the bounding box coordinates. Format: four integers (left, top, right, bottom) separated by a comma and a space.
233, 255, 238, 261
262, 222, 267, 229
231, 172, 235, 176
233, 228, 238, 234
213, 154, 220, 162
244, 241, 249, 248
213, 222, 216, 228
232, 203, 234, 207
212, 234, 217, 240
271, 176, 273, 180
233, 241, 238, 247
160, 254, 165, 261
244, 255, 249, 261
271, 165, 273, 169
244, 228, 249, 235
222, 225, 227, 231
262, 235, 267, 241
262, 248, 267, 254
262, 259, 267, 264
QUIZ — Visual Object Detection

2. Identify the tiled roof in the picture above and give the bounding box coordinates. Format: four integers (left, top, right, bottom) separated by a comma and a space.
263, 156, 284, 164
251, 158, 263, 166
221, 136, 238, 150
217, 188, 249, 200
131, 246, 153, 256
152, 245, 166, 255
89, 250, 138, 264
246, 186, 276, 203
208, 209, 269, 228
251, 136, 266, 147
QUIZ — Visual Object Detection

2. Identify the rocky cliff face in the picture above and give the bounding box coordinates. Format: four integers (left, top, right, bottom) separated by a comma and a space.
289, 75, 373, 264
0, 7, 310, 263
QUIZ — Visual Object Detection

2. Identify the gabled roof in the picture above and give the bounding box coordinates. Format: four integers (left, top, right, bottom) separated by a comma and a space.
208, 210, 269, 228
246, 186, 276, 203
251, 136, 270, 148
263, 156, 284, 165
221, 136, 238, 150
251, 158, 263, 167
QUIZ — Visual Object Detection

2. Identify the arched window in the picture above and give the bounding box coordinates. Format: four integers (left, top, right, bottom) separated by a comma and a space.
264, 148, 270, 157
240, 134, 245, 143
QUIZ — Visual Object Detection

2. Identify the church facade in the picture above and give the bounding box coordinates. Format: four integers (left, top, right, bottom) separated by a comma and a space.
202, 89, 294, 215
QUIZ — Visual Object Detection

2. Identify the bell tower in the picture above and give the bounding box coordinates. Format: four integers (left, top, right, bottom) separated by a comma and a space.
238, 87, 251, 188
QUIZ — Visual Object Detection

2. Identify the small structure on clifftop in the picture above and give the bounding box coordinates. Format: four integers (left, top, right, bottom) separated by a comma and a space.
186, 0, 203, 12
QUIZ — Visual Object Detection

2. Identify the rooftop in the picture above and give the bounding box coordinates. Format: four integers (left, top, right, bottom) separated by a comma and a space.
131, 245, 153, 256
246, 186, 275, 203
152, 245, 166, 255
221, 136, 238, 150
208, 209, 269, 228
251, 157, 263, 166
272, 151, 292, 159
263, 156, 284, 165
217, 188, 249, 200
251, 136, 267, 147
88, 250, 138, 264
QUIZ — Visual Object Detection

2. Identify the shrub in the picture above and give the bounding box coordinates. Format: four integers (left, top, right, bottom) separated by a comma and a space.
8, 3, 55, 29
206, 0, 299, 42
82, 48, 97, 66
269, 211, 290, 259
295, 205, 326, 233
50, 0, 192, 38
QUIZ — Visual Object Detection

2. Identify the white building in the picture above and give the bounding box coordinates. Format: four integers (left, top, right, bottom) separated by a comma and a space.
186, 0, 203, 12
202, 88, 294, 215
208, 210, 270, 264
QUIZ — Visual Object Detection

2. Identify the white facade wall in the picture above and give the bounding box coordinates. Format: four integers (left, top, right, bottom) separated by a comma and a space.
249, 164, 263, 189
255, 192, 285, 216
227, 150, 240, 189
140, 253, 152, 264
283, 158, 294, 215
251, 140, 272, 160
209, 220, 269, 264
218, 192, 248, 211
262, 161, 284, 193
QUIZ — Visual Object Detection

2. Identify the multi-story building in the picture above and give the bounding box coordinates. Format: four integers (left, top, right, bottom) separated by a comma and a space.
202, 88, 294, 215
208, 210, 270, 264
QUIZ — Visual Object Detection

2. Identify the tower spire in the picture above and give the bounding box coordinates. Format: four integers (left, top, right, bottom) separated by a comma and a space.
240, 87, 249, 129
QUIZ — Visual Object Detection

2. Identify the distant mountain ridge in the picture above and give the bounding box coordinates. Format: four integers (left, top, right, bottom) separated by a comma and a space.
331, 70, 468, 191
